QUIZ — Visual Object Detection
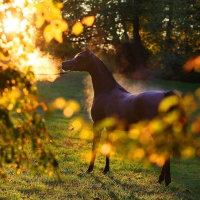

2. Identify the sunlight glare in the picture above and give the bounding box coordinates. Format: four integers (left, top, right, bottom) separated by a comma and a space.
3, 18, 20, 33
63, 107, 74, 118
25, 49, 60, 82
13, 0, 25, 7
100, 143, 112, 155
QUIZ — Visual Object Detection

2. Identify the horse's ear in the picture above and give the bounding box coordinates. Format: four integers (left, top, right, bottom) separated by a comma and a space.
86, 47, 90, 52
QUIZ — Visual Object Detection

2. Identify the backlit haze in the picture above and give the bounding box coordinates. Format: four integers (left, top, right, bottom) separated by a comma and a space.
0, 0, 62, 82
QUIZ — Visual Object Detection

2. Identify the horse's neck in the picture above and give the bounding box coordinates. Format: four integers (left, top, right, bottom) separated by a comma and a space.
87, 56, 118, 97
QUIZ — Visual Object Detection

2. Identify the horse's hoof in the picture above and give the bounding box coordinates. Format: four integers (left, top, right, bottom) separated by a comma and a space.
157, 176, 164, 184
156, 179, 171, 186
165, 179, 171, 186
84, 170, 92, 174
84, 166, 94, 174
84, 170, 91, 174
102, 169, 109, 174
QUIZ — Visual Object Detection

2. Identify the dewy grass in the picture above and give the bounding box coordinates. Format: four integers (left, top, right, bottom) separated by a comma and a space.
0, 73, 200, 199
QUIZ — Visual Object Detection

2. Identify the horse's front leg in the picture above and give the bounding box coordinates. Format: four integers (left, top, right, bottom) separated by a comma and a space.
86, 128, 101, 173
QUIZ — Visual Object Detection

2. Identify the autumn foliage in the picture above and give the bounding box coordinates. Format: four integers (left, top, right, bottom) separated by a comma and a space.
0, 0, 95, 178
0, 0, 200, 180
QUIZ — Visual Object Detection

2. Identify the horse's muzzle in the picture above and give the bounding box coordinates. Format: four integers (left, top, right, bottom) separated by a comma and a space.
62, 60, 74, 71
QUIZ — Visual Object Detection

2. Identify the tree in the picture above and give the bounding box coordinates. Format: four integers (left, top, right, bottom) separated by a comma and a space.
0, 0, 66, 178
122, 0, 200, 81
56, 0, 200, 81
35, 0, 95, 58
0, 0, 93, 178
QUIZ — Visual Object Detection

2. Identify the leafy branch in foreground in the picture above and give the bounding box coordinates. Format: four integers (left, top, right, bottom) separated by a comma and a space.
0, 0, 94, 178
0, 65, 58, 178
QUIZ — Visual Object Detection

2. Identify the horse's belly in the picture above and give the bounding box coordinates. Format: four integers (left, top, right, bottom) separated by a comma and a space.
104, 99, 137, 121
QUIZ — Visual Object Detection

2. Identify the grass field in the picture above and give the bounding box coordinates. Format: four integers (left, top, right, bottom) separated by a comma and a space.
0, 72, 200, 200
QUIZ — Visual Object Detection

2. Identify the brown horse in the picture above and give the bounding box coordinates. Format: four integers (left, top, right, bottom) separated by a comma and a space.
62, 48, 184, 186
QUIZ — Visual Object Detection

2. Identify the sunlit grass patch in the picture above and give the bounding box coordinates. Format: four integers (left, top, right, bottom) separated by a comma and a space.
0, 73, 200, 199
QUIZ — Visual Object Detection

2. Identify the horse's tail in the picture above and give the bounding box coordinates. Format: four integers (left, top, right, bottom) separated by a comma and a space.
164, 90, 175, 97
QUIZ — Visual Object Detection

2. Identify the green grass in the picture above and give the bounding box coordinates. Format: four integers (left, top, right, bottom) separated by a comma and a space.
0, 73, 200, 200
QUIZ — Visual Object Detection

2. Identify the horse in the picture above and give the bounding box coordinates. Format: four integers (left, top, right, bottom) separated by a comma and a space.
62, 48, 185, 186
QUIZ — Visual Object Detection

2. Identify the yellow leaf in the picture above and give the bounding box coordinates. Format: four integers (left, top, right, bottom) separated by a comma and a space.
163, 110, 180, 124
70, 118, 83, 131
35, 16, 45, 28
52, 97, 66, 109
79, 129, 93, 140
100, 117, 116, 128
72, 22, 84, 36
128, 128, 140, 139
182, 147, 195, 158
35, 0, 62, 21
149, 153, 165, 166
63, 106, 74, 118
191, 117, 200, 133
35, 3, 46, 28
54, 20, 68, 43
149, 119, 165, 133
40, 102, 48, 111
133, 148, 145, 160
43, 20, 68, 43
67, 100, 80, 112
184, 56, 200, 72
49, 171, 54, 177
81, 16, 95, 26
55, 2, 64, 9
100, 143, 112, 155
195, 88, 200, 100
158, 95, 179, 113
43, 24, 54, 43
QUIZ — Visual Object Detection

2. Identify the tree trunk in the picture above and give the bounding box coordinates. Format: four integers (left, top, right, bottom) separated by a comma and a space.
115, 16, 146, 75
132, 15, 146, 70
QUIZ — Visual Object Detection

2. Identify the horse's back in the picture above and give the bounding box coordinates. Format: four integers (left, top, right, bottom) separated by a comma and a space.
130, 90, 165, 121
91, 88, 167, 124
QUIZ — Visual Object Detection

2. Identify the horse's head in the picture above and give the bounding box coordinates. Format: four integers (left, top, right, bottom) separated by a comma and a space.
62, 48, 93, 72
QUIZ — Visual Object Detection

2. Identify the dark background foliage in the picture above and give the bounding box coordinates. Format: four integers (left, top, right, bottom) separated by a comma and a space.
39, 0, 200, 82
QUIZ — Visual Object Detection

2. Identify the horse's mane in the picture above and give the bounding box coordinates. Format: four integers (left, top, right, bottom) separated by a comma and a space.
97, 56, 129, 93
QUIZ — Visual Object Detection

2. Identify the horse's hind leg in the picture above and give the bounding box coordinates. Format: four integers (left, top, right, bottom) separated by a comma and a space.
157, 158, 171, 186
102, 150, 110, 174
164, 159, 171, 186
158, 165, 165, 184
102, 130, 113, 174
